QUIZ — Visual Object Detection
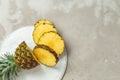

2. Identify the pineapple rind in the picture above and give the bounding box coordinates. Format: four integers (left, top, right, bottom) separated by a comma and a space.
34, 19, 53, 29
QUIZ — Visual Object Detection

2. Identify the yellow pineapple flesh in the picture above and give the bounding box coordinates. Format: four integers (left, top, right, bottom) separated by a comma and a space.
33, 45, 58, 66
38, 32, 64, 57
33, 23, 57, 44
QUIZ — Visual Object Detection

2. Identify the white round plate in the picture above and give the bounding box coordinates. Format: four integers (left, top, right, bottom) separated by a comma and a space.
0, 26, 67, 80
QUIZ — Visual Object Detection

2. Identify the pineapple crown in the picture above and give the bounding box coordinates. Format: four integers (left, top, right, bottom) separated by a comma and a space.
0, 53, 21, 80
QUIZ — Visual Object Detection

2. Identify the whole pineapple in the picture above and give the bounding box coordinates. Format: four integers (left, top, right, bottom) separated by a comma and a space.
0, 41, 39, 80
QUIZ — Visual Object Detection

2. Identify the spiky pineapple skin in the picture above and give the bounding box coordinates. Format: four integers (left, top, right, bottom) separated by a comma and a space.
14, 41, 38, 69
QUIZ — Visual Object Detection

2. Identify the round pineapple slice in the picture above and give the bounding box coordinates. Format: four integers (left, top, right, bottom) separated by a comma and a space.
38, 32, 64, 57
33, 45, 58, 66
33, 23, 57, 44
34, 19, 53, 29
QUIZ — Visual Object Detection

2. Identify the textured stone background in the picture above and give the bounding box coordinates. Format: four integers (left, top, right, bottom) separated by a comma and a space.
0, 0, 120, 80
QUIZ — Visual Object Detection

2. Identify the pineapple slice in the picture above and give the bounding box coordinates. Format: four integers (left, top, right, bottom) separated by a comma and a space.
38, 32, 64, 57
33, 23, 57, 44
33, 45, 58, 66
34, 19, 53, 29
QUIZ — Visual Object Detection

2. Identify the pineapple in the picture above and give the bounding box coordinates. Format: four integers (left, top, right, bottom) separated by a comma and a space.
37, 31, 64, 57
0, 41, 39, 80
33, 44, 58, 66
33, 20, 57, 44
14, 41, 38, 69
34, 19, 53, 29
33, 19, 64, 57
0, 19, 65, 80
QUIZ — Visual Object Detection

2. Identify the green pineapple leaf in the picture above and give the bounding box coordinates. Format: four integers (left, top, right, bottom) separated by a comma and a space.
0, 53, 21, 80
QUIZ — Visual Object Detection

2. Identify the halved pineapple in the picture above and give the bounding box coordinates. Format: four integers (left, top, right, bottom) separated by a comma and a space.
33, 23, 57, 44
34, 19, 53, 29
38, 31, 64, 57
33, 45, 58, 66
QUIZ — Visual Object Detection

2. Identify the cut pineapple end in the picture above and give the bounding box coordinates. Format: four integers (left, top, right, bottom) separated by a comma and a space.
33, 45, 58, 66
15, 41, 39, 69
33, 24, 57, 44
38, 32, 64, 57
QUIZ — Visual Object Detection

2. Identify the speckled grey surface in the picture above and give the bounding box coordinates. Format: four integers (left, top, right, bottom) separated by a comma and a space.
0, 0, 120, 80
